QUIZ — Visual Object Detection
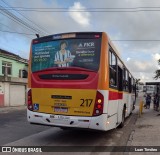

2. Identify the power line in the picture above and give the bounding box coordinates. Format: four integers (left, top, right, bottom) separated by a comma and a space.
0, 29, 35, 35
0, 5, 45, 36
1, 10, 160, 13
0, 1, 48, 36
0, 0, 49, 35
0, 10, 38, 37
1, 27, 160, 41
2, 30, 160, 41
0, 11, 35, 39
0, 22, 14, 30
2, 6, 160, 9
1, 7, 160, 12
0, 22, 33, 39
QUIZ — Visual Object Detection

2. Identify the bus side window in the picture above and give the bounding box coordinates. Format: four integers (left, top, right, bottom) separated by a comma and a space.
128, 76, 132, 93
123, 68, 126, 90
131, 77, 133, 93
123, 68, 129, 91
109, 51, 117, 87
118, 66, 123, 91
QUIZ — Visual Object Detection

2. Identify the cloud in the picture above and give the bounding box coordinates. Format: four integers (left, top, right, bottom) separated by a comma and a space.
0, 0, 91, 59
126, 60, 154, 73
68, 2, 91, 27
1, 0, 160, 82
152, 53, 160, 61
125, 54, 160, 82
127, 57, 131, 61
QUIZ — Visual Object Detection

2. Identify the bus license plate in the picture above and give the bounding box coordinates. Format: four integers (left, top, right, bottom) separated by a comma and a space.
54, 107, 68, 113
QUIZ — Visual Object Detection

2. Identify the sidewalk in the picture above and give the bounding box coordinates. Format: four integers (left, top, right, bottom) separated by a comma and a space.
0, 105, 26, 113
128, 103, 160, 154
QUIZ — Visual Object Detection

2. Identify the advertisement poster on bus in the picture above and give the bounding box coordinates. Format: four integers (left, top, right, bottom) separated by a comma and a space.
32, 39, 101, 72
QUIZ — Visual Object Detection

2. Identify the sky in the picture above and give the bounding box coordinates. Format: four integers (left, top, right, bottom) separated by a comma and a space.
0, 0, 160, 83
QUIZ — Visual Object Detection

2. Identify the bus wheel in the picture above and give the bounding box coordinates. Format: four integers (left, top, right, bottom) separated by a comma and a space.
119, 108, 125, 128
132, 101, 135, 110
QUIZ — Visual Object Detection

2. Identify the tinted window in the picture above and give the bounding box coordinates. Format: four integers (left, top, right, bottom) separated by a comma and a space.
109, 51, 117, 87
123, 68, 128, 91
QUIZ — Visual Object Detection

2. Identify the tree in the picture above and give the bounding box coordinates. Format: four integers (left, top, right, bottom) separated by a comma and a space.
135, 79, 141, 85
154, 59, 160, 79
135, 78, 141, 91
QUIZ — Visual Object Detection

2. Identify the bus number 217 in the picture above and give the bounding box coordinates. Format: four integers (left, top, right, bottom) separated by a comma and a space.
80, 99, 93, 107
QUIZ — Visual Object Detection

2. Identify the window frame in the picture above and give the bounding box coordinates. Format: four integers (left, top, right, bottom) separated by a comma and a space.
2, 61, 12, 75
109, 47, 118, 88
123, 67, 129, 92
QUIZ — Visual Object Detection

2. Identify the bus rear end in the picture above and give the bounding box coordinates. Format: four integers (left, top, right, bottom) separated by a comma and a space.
27, 32, 107, 130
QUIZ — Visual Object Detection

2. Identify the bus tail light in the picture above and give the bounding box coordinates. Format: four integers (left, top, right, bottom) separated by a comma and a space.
93, 91, 104, 116
28, 89, 33, 111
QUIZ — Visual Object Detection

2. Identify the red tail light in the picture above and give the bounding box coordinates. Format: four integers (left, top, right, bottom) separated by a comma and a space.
28, 89, 33, 111
93, 91, 104, 116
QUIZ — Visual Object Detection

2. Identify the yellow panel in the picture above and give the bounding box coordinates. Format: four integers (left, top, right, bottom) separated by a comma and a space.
32, 88, 97, 116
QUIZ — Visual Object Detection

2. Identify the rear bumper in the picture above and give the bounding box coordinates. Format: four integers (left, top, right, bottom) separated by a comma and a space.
27, 109, 107, 131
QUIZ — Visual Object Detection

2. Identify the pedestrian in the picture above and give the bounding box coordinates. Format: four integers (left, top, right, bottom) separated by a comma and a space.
155, 94, 159, 111
146, 94, 151, 109
153, 93, 157, 110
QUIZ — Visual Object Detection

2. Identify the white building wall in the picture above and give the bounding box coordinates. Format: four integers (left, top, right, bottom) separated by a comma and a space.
4, 82, 10, 106
1, 77, 27, 106
10, 84, 26, 106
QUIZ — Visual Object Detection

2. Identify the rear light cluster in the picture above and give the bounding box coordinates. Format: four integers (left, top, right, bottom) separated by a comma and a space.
28, 89, 33, 111
93, 91, 104, 116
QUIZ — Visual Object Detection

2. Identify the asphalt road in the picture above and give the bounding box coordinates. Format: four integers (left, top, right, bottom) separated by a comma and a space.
0, 104, 139, 154
0, 107, 50, 146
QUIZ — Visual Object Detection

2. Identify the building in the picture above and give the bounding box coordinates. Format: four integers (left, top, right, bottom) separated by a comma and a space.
0, 49, 28, 107
137, 82, 160, 96
146, 82, 160, 95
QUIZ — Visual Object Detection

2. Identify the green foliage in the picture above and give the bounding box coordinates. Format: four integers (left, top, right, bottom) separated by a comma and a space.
135, 79, 141, 84
154, 59, 160, 79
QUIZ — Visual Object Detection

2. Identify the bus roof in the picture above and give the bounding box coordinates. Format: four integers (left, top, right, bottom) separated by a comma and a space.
32, 32, 103, 42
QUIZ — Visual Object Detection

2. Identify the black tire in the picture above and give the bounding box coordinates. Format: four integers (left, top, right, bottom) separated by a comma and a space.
132, 101, 135, 110
119, 108, 125, 128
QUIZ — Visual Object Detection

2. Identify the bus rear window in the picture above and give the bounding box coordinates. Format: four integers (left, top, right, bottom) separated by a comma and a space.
31, 38, 101, 72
